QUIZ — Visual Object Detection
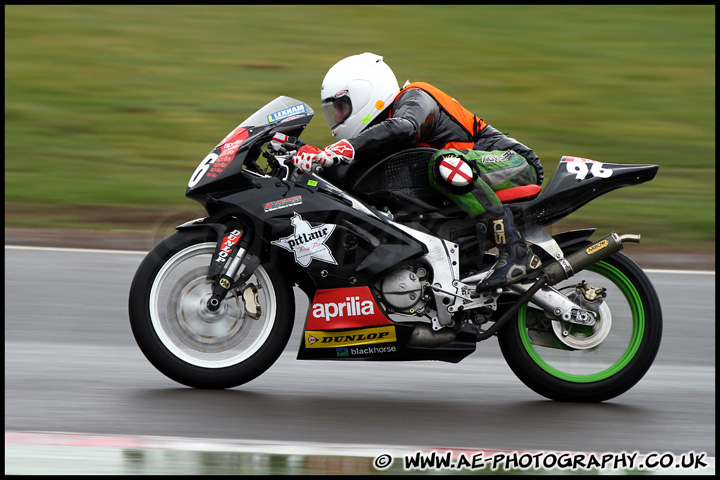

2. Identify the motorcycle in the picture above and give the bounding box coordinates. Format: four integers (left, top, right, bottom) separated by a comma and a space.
128, 96, 662, 402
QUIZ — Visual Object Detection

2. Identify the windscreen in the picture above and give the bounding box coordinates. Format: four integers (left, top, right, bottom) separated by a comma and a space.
240, 96, 314, 128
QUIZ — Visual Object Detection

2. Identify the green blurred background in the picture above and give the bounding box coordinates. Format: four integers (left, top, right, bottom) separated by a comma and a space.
5, 5, 715, 253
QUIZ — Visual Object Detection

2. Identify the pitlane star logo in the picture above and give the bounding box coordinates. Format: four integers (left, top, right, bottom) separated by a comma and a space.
271, 212, 337, 267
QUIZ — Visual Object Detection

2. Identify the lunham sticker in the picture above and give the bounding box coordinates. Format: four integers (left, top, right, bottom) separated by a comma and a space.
271, 213, 337, 267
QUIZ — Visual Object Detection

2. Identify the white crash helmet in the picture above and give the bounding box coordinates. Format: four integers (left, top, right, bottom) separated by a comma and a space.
321, 53, 400, 140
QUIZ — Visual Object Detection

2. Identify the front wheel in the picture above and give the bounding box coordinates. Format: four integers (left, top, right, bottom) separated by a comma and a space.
128, 229, 295, 389
497, 248, 662, 402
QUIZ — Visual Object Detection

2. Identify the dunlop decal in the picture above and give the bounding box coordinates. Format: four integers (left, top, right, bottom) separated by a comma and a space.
304, 326, 396, 348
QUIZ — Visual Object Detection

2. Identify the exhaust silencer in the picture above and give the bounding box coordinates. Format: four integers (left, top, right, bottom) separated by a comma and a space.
543, 232, 640, 285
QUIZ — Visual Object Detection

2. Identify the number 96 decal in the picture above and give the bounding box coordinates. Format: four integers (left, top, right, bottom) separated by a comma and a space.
564, 156, 613, 180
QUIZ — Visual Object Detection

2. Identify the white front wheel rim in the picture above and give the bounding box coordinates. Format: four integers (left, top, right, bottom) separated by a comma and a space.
149, 242, 277, 368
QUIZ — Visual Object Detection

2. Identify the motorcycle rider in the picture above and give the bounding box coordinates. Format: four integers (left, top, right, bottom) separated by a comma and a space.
290, 52, 543, 291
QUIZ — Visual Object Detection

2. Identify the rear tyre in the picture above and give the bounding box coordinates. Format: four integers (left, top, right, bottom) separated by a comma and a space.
498, 248, 662, 402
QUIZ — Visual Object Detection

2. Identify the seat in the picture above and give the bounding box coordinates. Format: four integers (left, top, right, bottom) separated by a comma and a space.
495, 184, 542, 203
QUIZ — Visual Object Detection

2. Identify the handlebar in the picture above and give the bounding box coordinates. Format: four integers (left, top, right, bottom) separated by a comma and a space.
264, 135, 325, 177
269, 134, 304, 155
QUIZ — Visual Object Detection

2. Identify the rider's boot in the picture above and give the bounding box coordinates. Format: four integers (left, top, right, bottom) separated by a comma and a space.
476, 205, 542, 292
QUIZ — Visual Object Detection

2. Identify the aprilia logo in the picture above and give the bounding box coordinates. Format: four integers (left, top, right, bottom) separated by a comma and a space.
312, 296, 375, 322
305, 286, 392, 330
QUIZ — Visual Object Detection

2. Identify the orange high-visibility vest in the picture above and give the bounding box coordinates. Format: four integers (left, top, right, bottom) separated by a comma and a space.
392, 82, 488, 150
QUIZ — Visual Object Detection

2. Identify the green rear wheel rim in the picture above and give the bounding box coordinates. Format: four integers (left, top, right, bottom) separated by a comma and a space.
518, 261, 645, 383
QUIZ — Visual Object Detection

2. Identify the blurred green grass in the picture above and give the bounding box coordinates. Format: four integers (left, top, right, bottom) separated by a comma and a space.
5, 5, 715, 252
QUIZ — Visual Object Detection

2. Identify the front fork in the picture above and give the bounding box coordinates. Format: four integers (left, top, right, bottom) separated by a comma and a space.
206, 225, 259, 312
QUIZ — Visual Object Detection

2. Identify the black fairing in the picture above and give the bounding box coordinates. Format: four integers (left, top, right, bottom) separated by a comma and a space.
186, 118, 309, 201
182, 95, 659, 298
325, 149, 659, 230
175, 96, 662, 365
191, 173, 427, 291
508, 158, 659, 226
323, 147, 456, 216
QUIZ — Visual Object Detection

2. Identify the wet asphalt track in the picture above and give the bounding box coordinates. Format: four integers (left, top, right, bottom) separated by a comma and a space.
4, 245, 715, 470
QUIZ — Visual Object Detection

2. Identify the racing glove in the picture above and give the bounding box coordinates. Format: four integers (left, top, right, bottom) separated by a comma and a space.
323, 139, 355, 165
292, 140, 356, 173
292, 145, 326, 173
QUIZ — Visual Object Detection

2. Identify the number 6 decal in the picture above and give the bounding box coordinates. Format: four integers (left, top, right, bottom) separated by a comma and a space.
188, 152, 219, 187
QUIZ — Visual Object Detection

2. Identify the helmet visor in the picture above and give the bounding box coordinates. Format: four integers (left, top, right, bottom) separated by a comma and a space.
322, 95, 353, 130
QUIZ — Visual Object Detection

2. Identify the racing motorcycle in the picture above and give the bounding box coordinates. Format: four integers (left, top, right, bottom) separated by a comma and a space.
128, 96, 663, 402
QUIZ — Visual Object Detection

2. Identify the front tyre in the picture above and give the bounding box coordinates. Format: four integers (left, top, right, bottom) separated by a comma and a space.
129, 229, 294, 389
498, 249, 662, 402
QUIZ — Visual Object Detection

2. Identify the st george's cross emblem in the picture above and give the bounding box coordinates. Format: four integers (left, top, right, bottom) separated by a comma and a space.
438, 156, 474, 187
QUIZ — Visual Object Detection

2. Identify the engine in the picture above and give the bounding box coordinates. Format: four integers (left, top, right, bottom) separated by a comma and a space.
378, 265, 431, 314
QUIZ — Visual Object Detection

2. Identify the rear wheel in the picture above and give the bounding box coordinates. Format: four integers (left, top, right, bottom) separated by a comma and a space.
129, 229, 294, 389
498, 248, 662, 402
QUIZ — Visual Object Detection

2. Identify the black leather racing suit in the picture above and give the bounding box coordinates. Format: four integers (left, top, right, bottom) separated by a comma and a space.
344, 87, 544, 185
